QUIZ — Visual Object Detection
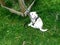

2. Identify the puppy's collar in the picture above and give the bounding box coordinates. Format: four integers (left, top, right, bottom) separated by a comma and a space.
32, 17, 39, 25
35, 16, 39, 22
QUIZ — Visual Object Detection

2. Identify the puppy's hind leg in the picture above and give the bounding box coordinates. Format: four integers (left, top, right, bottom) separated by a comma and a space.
30, 25, 37, 28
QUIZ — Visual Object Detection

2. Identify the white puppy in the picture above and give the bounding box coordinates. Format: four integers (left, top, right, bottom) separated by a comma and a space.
28, 12, 48, 32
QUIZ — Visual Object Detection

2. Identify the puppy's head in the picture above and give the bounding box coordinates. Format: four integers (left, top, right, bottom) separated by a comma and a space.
30, 12, 38, 18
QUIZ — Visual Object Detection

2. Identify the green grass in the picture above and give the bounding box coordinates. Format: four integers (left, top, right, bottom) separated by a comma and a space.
0, 0, 60, 45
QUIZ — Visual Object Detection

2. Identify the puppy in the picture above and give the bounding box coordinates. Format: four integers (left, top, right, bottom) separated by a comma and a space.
28, 12, 48, 32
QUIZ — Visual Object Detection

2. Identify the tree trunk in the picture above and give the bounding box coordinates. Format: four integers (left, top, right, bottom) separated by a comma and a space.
0, 0, 35, 17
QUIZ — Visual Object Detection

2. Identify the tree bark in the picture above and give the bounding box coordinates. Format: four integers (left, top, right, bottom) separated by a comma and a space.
0, 0, 5, 5
18, 0, 27, 13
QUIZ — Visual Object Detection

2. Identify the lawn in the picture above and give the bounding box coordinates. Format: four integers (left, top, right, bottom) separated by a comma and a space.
0, 0, 60, 45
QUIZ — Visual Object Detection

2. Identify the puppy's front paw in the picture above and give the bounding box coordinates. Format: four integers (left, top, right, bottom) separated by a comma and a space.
28, 24, 31, 26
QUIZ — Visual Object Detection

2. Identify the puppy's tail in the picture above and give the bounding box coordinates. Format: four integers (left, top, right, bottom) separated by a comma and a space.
39, 28, 48, 32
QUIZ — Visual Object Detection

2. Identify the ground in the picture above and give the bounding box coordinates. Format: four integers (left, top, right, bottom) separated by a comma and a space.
0, 0, 60, 45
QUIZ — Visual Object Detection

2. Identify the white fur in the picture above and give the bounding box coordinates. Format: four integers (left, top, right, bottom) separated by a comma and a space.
28, 12, 48, 32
